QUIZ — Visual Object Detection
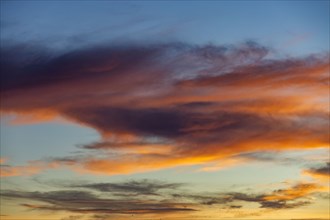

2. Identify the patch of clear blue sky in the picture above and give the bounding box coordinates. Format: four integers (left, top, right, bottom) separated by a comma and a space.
0, 119, 100, 164
1, 1, 329, 55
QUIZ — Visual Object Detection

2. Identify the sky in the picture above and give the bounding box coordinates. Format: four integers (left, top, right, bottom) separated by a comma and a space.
0, 1, 329, 220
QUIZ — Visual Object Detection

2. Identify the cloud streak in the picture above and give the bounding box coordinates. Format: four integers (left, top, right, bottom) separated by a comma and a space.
0, 179, 196, 216
0, 179, 326, 218
69, 179, 184, 196
303, 163, 330, 182
0, 159, 59, 177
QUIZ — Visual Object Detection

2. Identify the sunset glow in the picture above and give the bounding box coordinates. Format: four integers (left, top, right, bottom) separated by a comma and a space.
0, 1, 329, 220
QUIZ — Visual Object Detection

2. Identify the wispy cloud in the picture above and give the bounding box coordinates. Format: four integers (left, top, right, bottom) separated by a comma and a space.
0, 157, 7, 164
0, 159, 59, 177
0, 179, 326, 218
303, 162, 330, 182
174, 182, 325, 210
69, 179, 184, 196
0, 179, 196, 216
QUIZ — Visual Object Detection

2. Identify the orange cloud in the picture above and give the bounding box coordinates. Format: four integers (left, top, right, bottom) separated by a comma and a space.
4, 110, 58, 125
0, 160, 59, 177
303, 163, 330, 182
262, 183, 327, 201
1, 42, 329, 176
0, 157, 7, 164
304, 171, 329, 182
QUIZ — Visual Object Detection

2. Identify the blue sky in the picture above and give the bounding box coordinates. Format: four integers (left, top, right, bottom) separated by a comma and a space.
1, 1, 329, 54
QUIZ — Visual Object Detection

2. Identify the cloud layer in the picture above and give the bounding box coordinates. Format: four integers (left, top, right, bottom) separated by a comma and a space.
1, 179, 326, 218
1, 41, 329, 175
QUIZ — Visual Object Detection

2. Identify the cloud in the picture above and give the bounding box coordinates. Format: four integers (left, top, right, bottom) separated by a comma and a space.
0, 179, 196, 216
259, 200, 311, 209
0, 159, 59, 177
261, 183, 325, 201
307, 163, 330, 176
249, 182, 326, 209
60, 216, 84, 220
234, 150, 312, 166
69, 179, 184, 196
0, 179, 325, 218
1, 41, 329, 176
177, 56, 329, 90
303, 162, 330, 182
172, 182, 326, 210
0, 157, 7, 164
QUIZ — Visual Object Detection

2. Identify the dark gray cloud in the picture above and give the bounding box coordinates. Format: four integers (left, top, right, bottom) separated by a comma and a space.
229, 205, 242, 209
1, 41, 267, 94
172, 183, 321, 210
1, 189, 196, 215
60, 216, 84, 220
0, 179, 323, 217
64, 106, 328, 150
259, 200, 311, 209
64, 107, 185, 138
70, 179, 184, 196
0, 43, 165, 92
308, 163, 330, 176
80, 138, 171, 150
